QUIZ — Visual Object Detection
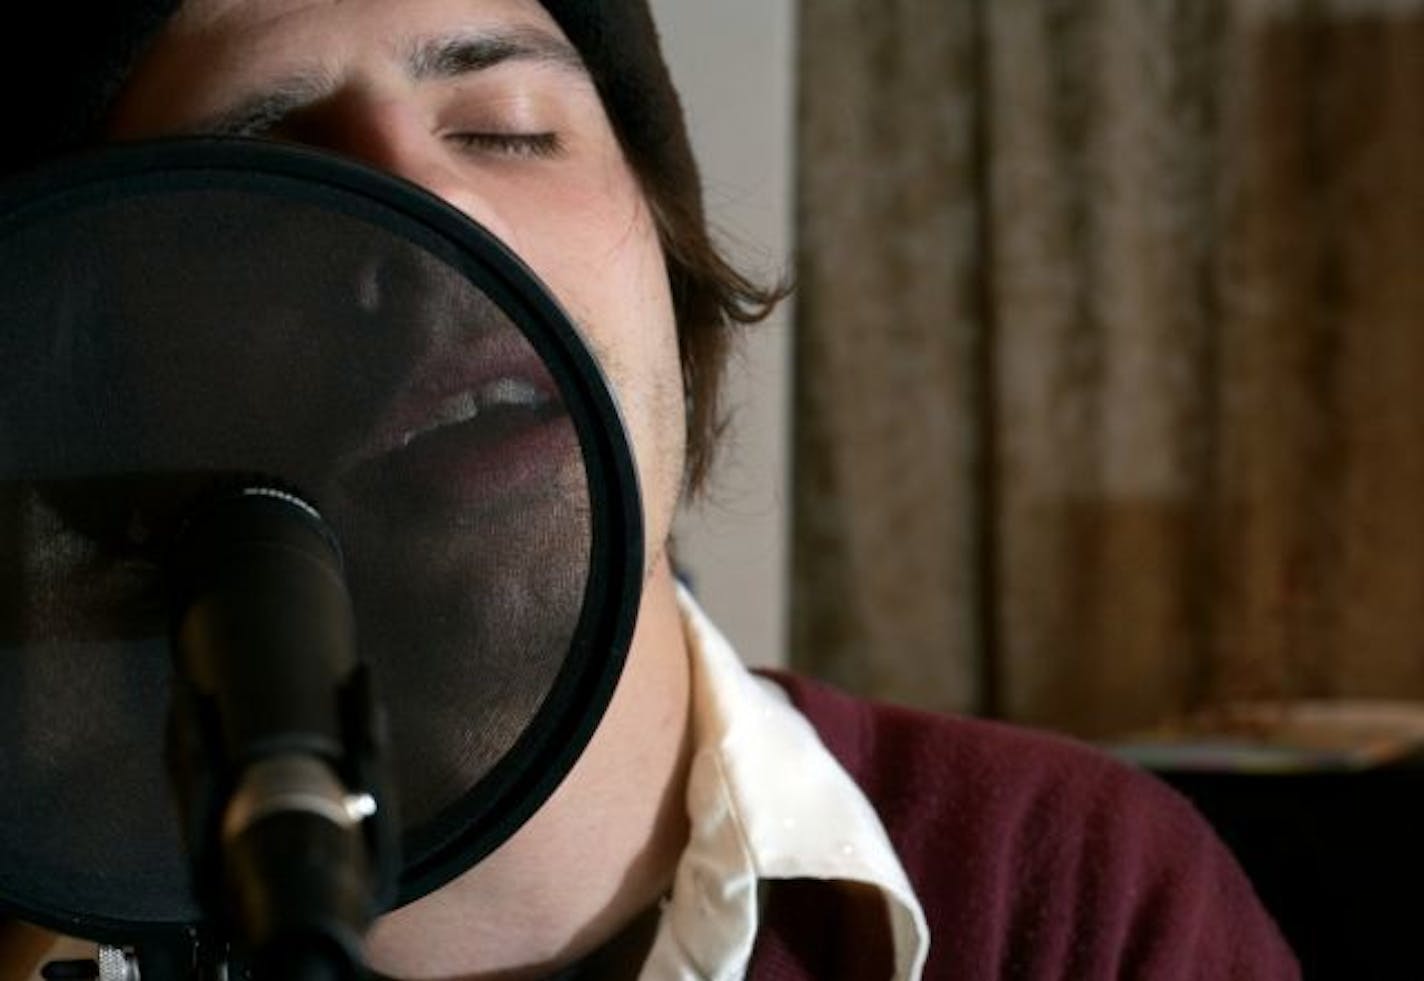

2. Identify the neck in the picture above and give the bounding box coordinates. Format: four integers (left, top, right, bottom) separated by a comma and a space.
365, 558, 694, 980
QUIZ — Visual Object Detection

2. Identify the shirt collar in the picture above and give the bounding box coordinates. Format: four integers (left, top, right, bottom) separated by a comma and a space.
640, 587, 929, 979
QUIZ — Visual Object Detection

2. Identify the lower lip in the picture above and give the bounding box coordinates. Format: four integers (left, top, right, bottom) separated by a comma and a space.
342, 406, 581, 515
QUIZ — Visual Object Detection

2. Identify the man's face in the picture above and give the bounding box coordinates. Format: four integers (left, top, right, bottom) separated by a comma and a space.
106, 0, 688, 577
0, 0, 692, 926
83, 0, 691, 826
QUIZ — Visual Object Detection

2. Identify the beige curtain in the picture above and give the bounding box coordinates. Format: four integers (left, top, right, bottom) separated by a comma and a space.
793, 0, 1424, 738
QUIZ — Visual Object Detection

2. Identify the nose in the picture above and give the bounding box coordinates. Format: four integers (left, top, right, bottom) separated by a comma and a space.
275, 95, 520, 356
288, 94, 510, 238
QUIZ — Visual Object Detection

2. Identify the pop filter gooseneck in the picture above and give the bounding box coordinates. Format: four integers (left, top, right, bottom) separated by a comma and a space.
0, 138, 645, 975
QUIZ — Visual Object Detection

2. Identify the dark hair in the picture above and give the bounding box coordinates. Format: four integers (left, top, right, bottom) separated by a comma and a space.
638, 161, 789, 494
537, 0, 789, 494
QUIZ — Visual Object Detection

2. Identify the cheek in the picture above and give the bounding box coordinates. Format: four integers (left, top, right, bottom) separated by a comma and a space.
552, 197, 684, 459
498, 170, 667, 324
514, 179, 686, 523
498, 167, 680, 400
466, 158, 687, 541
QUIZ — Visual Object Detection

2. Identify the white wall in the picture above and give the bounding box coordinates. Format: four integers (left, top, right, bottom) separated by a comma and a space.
649, 0, 796, 668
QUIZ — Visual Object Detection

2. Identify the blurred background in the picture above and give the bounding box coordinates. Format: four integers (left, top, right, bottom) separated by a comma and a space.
656, 0, 796, 675
661, 4, 1421, 973
664, 0, 1423, 737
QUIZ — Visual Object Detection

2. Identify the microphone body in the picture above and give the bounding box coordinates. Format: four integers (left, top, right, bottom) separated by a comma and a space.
166, 487, 392, 980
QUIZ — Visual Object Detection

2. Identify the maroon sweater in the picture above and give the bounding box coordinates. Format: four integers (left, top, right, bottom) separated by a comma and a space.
747, 674, 1300, 980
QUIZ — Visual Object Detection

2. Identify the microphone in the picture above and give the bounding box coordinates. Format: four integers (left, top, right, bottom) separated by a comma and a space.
165, 485, 396, 981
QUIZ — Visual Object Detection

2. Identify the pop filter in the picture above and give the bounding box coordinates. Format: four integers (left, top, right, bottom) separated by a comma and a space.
0, 139, 643, 944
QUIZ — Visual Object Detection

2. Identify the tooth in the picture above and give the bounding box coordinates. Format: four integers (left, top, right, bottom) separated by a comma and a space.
433, 391, 481, 426
477, 377, 542, 408
395, 379, 547, 449
400, 392, 480, 446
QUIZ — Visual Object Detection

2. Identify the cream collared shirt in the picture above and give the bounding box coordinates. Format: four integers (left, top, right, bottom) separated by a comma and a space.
639, 589, 929, 979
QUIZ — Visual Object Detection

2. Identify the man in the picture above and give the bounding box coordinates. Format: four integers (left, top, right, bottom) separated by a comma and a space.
0, 1, 1298, 978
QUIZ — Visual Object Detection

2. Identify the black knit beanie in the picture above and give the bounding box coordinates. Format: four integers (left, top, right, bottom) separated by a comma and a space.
4, 1, 702, 223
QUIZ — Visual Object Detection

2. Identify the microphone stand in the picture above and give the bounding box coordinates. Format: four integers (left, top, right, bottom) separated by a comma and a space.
164, 486, 397, 981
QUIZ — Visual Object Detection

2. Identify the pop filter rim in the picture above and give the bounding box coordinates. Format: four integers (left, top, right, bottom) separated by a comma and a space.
0, 137, 645, 941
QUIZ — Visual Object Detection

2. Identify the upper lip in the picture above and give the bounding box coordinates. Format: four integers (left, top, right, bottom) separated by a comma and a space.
336, 337, 560, 472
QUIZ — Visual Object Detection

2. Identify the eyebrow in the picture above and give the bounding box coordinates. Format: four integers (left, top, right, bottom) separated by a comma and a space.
406, 26, 586, 81
196, 73, 333, 136
192, 27, 587, 137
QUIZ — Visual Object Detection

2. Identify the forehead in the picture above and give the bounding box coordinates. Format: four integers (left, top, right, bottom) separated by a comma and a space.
167, 0, 562, 40
113, 0, 582, 131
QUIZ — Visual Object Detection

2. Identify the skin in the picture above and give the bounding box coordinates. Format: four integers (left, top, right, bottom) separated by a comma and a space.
99, 1, 697, 977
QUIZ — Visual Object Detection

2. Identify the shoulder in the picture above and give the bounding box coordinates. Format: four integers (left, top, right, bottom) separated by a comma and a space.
759, 670, 1300, 980
760, 669, 1175, 834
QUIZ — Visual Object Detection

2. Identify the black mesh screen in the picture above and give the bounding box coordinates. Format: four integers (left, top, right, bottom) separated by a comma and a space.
0, 140, 641, 941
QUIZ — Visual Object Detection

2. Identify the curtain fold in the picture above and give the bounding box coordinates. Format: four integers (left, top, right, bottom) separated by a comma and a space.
794, 0, 1424, 737
794, 0, 985, 711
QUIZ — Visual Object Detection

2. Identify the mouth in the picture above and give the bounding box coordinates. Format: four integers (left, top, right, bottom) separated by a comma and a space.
337, 354, 581, 517
394, 376, 553, 449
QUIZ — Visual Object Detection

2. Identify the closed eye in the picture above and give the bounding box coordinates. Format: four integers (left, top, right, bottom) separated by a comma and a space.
447, 131, 563, 159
